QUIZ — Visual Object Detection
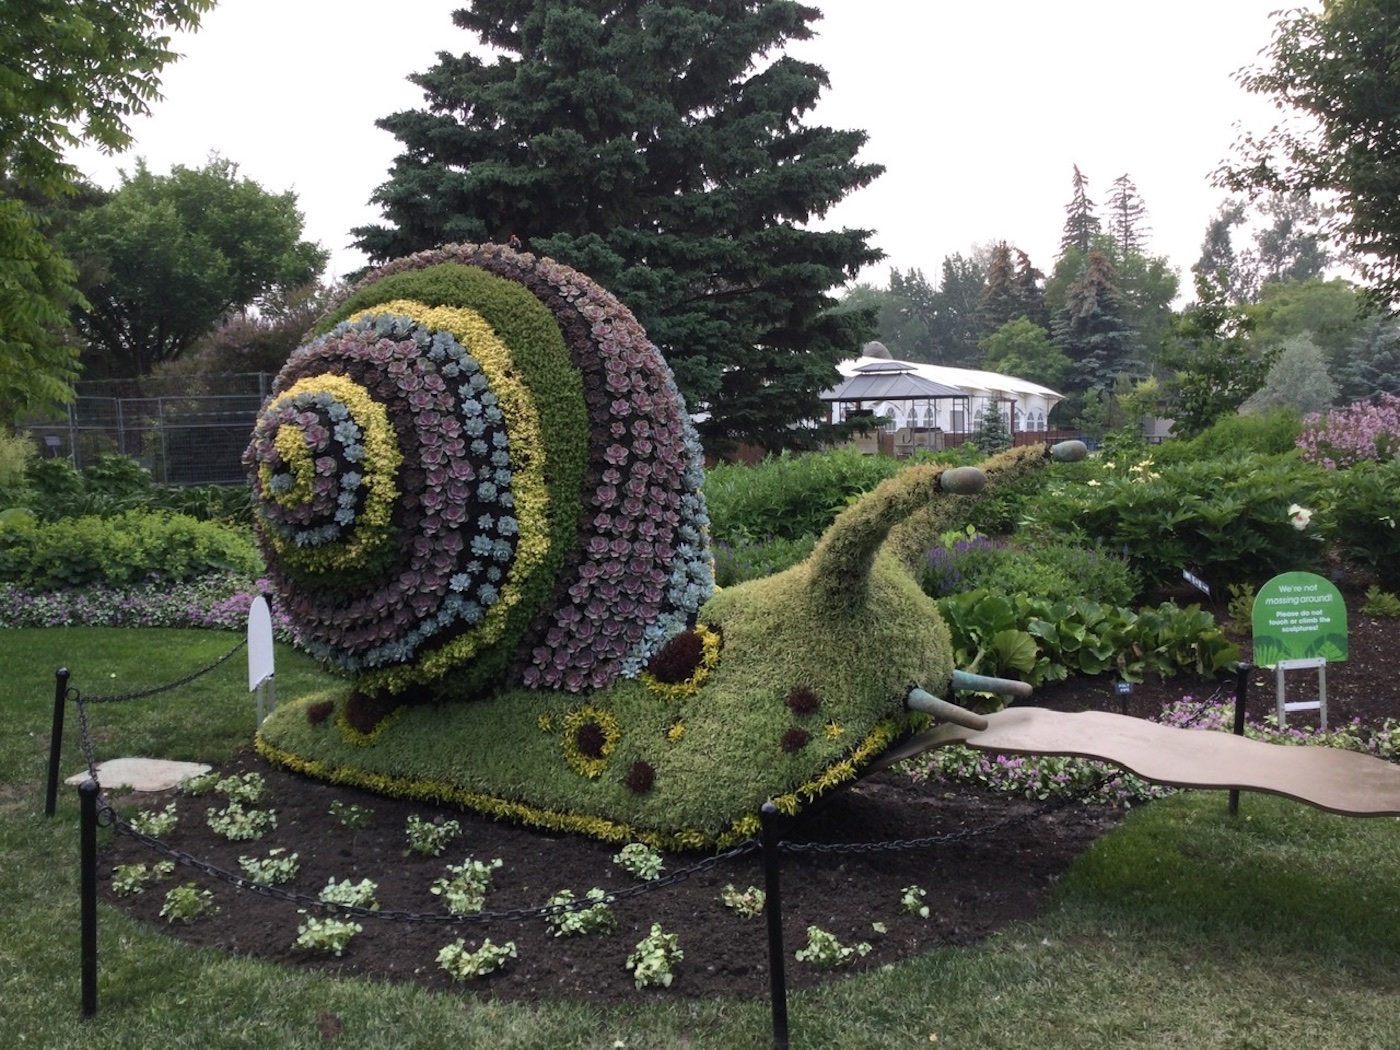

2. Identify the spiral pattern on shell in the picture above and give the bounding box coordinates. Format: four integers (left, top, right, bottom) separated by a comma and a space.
244, 244, 713, 695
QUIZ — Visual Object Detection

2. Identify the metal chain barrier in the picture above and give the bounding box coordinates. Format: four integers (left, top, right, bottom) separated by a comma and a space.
72, 637, 246, 705
778, 783, 1104, 856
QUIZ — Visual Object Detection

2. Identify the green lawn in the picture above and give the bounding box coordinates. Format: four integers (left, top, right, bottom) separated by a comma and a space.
3, 627, 1399, 1049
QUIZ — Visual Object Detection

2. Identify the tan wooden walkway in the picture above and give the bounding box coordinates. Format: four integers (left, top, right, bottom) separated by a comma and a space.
880, 708, 1400, 816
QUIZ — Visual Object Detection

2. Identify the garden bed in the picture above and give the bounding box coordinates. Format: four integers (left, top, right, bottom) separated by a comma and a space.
99, 587, 1399, 1004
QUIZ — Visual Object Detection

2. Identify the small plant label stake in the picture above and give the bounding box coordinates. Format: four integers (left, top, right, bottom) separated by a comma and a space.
1252, 571, 1348, 730
247, 594, 275, 729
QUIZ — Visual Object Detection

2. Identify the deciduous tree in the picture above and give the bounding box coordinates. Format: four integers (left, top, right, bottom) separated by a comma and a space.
1161, 270, 1276, 438
1221, 0, 1400, 304
354, 0, 883, 451
61, 157, 327, 378
0, 0, 215, 423
980, 317, 1071, 390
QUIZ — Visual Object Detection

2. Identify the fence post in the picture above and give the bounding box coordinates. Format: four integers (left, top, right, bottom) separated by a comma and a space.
45, 668, 70, 817
1229, 662, 1251, 817
79, 778, 99, 1018
760, 802, 790, 1050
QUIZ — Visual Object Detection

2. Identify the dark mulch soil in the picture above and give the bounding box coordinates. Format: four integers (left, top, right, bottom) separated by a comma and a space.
100, 583, 1400, 1003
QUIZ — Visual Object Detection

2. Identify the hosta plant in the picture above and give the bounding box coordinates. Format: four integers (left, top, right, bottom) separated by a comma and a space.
318, 877, 379, 911
295, 913, 362, 956
328, 800, 372, 829
437, 937, 517, 981
179, 771, 220, 796
544, 888, 617, 937
214, 772, 268, 805
111, 860, 175, 896
430, 857, 502, 914
626, 923, 683, 989
128, 803, 178, 837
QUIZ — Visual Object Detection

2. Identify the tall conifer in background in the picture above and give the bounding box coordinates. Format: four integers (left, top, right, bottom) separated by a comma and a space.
354, 0, 884, 451
1052, 250, 1139, 391
1107, 174, 1150, 259
1060, 164, 1101, 257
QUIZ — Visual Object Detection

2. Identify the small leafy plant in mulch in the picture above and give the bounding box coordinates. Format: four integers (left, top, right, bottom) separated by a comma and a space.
626, 923, 683, 989
544, 888, 617, 937
613, 842, 664, 881
437, 938, 517, 981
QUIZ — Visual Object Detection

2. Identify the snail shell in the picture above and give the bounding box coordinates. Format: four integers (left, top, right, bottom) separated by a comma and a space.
244, 244, 713, 697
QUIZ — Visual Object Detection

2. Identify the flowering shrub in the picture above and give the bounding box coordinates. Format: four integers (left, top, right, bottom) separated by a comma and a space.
1298, 393, 1400, 469
0, 574, 297, 639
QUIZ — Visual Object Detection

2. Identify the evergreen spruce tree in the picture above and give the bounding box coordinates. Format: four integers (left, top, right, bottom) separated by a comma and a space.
1051, 251, 1139, 391
968, 401, 1012, 453
1060, 164, 1101, 256
353, 0, 883, 452
1106, 173, 1150, 259
1335, 315, 1400, 401
976, 241, 1020, 342
1011, 248, 1049, 330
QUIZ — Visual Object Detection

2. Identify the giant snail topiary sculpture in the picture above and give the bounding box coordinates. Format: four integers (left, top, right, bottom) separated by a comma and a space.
245, 243, 1084, 847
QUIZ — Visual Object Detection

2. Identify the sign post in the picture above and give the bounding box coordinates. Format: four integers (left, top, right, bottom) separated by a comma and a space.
1251, 572, 1347, 730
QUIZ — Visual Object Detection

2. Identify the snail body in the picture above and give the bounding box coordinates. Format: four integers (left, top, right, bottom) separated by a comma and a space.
252, 245, 1082, 847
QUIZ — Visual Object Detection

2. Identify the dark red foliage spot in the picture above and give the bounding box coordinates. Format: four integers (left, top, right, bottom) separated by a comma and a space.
574, 721, 607, 758
343, 690, 399, 736
624, 760, 655, 794
781, 727, 811, 754
785, 686, 821, 716
645, 630, 706, 684
307, 700, 335, 726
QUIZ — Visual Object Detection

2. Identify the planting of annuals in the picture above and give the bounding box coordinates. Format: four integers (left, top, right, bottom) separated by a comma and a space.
250, 242, 1095, 848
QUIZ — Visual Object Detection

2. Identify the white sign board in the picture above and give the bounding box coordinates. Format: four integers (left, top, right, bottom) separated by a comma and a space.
247, 595, 275, 690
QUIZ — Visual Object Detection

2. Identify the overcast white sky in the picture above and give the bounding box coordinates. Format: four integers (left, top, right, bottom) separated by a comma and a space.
71, 0, 1298, 294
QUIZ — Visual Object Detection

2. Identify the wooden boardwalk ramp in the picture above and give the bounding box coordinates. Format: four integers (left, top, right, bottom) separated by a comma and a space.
875, 708, 1400, 817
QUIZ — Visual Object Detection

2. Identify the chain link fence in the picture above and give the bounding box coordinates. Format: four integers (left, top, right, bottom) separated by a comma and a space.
21, 374, 275, 486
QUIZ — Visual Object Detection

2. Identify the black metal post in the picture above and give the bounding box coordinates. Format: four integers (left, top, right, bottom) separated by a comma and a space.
79, 778, 98, 1018
760, 802, 790, 1050
45, 668, 70, 817
1229, 663, 1251, 817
